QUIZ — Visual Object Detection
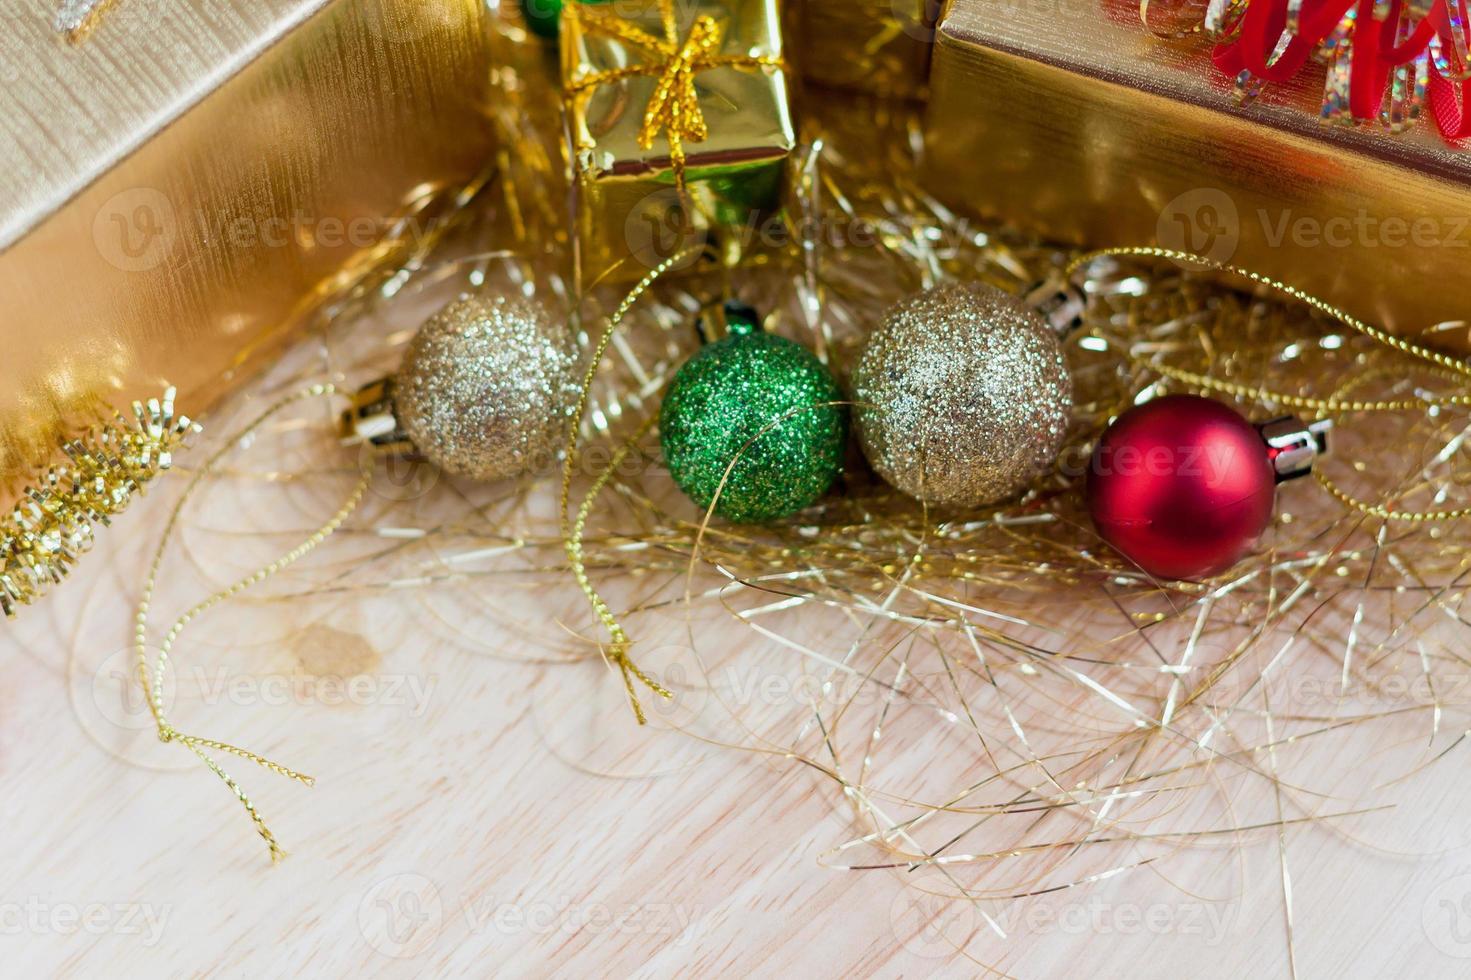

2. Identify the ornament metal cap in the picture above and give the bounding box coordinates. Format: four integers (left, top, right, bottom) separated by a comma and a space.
338, 378, 417, 458
693, 299, 762, 344
1258, 415, 1332, 482
1024, 277, 1088, 337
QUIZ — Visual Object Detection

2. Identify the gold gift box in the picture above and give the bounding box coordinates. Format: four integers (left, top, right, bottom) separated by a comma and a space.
561, 0, 796, 287
0, 0, 493, 488
798, 0, 937, 99
922, 0, 1471, 349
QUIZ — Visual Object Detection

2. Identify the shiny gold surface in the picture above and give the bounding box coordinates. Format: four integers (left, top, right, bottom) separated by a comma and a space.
923, 0, 1471, 349
561, 0, 795, 287
798, 0, 935, 99
0, 0, 493, 486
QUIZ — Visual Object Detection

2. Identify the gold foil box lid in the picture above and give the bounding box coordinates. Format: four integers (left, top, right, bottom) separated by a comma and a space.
0, 0, 493, 491
945, 0, 1471, 176
0, 0, 422, 248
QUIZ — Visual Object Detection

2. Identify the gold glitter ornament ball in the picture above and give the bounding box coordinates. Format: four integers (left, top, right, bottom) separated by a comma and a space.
851, 283, 1072, 508
394, 295, 580, 481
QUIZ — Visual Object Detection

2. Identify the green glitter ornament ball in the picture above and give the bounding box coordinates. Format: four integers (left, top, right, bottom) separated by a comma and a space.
659, 309, 847, 524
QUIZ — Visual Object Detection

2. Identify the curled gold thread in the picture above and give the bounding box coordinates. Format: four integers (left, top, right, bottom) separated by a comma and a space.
560, 247, 705, 724
1145, 361, 1471, 413
134, 383, 370, 862
1067, 246, 1471, 383
1071, 246, 1471, 523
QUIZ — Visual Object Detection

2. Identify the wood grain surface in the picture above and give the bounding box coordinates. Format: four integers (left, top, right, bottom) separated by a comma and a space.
3, 296, 1470, 980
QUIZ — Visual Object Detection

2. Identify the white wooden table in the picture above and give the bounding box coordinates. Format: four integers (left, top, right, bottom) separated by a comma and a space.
5, 301, 1470, 980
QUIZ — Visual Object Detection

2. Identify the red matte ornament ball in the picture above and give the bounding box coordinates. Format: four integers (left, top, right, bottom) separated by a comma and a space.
1086, 395, 1277, 581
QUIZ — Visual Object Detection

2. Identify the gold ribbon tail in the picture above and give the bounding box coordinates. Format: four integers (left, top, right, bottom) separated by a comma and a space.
560, 247, 705, 724
134, 383, 368, 861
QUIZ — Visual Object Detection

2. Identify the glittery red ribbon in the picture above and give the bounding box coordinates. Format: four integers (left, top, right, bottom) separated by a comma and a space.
1127, 0, 1471, 143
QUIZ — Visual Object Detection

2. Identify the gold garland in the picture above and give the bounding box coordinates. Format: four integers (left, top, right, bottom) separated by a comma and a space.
1, 388, 197, 617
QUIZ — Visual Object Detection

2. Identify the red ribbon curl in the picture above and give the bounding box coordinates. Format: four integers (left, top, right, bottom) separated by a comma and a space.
1137, 0, 1471, 143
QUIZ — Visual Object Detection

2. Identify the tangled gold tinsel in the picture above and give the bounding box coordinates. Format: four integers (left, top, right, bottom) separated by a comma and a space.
120, 10, 1471, 968
1, 389, 197, 616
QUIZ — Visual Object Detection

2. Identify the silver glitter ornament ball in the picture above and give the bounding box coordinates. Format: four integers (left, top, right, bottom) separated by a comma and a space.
851, 283, 1072, 508
394, 295, 580, 481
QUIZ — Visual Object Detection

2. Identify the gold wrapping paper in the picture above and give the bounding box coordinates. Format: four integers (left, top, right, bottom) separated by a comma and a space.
560, 0, 795, 288
798, 0, 936, 99
922, 0, 1471, 350
0, 0, 493, 488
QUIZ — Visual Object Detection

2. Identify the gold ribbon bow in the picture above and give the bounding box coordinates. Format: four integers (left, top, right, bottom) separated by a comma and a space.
564, 0, 786, 196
